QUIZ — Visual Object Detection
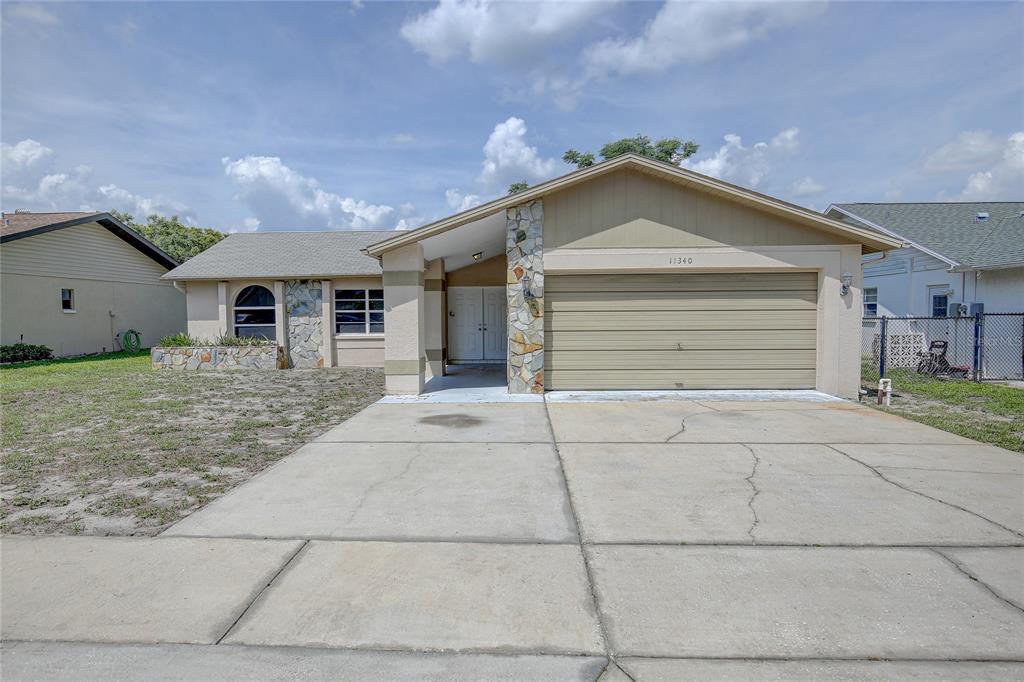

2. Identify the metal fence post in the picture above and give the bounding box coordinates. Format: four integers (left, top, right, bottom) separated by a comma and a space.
878, 316, 887, 379
972, 312, 984, 381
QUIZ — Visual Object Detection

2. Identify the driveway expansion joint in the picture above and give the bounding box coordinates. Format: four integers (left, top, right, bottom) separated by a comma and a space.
930, 548, 1024, 615
215, 540, 310, 645
825, 444, 1024, 540
543, 396, 612, 659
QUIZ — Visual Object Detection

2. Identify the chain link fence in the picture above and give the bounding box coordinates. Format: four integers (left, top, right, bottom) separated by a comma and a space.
862, 313, 1024, 381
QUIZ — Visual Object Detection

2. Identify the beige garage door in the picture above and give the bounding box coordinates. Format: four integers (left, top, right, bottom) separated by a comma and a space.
545, 272, 818, 390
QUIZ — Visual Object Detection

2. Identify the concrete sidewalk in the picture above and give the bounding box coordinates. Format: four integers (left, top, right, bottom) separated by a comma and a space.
3, 397, 1023, 680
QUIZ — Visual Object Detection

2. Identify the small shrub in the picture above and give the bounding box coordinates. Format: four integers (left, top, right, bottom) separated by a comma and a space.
158, 333, 201, 347
213, 333, 274, 347
1, 343, 54, 363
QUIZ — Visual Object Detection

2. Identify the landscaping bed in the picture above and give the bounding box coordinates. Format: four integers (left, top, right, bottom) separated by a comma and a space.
1, 351, 383, 535
862, 361, 1024, 453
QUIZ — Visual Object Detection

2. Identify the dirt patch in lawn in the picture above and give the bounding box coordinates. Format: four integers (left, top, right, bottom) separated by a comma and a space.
2, 352, 383, 536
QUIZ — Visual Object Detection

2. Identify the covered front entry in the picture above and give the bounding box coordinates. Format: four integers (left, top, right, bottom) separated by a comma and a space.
545, 272, 818, 390
448, 286, 507, 363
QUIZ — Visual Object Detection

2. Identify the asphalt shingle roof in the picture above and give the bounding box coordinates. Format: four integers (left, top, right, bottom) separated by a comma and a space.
833, 202, 1024, 269
163, 230, 394, 280
1, 211, 102, 238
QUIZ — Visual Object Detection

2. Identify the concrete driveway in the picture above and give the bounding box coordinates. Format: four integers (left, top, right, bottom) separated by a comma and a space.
4, 397, 1023, 680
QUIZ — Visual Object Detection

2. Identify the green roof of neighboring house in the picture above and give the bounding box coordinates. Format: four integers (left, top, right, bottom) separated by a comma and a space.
830, 202, 1024, 270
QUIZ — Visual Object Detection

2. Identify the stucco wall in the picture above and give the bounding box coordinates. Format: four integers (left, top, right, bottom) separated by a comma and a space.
183, 276, 387, 367
974, 267, 1024, 313
0, 273, 186, 356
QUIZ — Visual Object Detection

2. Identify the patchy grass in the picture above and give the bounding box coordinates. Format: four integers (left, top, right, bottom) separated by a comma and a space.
1, 351, 383, 535
863, 360, 1024, 452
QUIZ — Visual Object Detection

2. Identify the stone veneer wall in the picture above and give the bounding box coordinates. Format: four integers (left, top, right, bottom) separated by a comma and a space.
151, 346, 283, 370
506, 199, 544, 394
286, 280, 324, 368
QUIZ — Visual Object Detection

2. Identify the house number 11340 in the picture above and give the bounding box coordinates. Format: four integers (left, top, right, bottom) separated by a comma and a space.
669, 257, 694, 265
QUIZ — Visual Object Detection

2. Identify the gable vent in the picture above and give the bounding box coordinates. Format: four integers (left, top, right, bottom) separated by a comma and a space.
975, 211, 989, 222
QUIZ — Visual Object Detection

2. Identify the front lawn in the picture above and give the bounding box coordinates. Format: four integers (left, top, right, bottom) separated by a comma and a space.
1, 351, 383, 535
862, 360, 1024, 452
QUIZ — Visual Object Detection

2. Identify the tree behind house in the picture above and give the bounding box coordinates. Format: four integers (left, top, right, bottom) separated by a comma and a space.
111, 211, 225, 263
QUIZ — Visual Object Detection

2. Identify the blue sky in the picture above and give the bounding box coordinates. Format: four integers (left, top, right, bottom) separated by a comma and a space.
2, 1, 1022, 232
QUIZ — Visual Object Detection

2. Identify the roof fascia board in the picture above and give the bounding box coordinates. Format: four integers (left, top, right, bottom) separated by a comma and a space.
825, 204, 956, 267
367, 156, 902, 257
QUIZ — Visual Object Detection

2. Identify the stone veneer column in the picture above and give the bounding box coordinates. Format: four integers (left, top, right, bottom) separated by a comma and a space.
383, 243, 426, 394
506, 199, 544, 394
285, 280, 324, 368
424, 259, 445, 379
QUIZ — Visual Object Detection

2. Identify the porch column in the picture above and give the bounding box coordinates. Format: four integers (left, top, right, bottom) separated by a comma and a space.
424, 259, 445, 379
506, 199, 544, 393
217, 281, 230, 335
321, 279, 335, 367
383, 243, 426, 394
273, 280, 287, 358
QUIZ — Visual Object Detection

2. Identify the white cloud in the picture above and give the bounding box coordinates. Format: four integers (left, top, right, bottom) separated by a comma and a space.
445, 188, 482, 212
923, 130, 1005, 173
583, 1, 824, 79
790, 176, 826, 197
954, 132, 1024, 201
4, 3, 59, 26
400, 0, 612, 66
222, 155, 395, 230
1, 138, 192, 220
682, 127, 801, 189
478, 117, 562, 189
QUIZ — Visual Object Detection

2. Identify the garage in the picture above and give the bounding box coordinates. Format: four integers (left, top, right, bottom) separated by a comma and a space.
545, 271, 818, 390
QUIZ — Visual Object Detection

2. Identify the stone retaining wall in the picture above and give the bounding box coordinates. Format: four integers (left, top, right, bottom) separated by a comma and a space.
151, 345, 284, 370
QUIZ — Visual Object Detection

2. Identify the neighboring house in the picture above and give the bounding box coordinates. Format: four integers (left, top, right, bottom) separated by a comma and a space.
824, 202, 1024, 317
1, 211, 185, 356
165, 154, 901, 398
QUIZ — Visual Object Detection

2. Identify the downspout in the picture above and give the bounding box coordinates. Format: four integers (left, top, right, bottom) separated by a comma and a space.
172, 280, 187, 295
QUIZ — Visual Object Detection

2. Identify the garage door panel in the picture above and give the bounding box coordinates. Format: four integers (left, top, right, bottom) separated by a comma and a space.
545, 310, 817, 332
545, 271, 819, 391
546, 329, 817, 351
546, 369, 818, 390
545, 349, 816, 370
546, 272, 818, 293
544, 289, 817, 312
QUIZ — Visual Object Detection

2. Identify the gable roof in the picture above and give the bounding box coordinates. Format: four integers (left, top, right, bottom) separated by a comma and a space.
365, 153, 904, 257
828, 202, 1024, 270
163, 230, 394, 280
1, 211, 178, 269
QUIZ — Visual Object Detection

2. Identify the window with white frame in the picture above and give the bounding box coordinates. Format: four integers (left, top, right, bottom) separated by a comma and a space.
335, 289, 384, 334
61, 288, 75, 312
233, 285, 276, 339
930, 290, 949, 317
863, 287, 878, 317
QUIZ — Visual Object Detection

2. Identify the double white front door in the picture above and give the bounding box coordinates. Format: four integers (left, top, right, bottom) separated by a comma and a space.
448, 287, 507, 362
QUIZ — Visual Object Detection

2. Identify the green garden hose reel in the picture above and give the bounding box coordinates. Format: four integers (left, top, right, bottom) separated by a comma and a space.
119, 329, 143, 352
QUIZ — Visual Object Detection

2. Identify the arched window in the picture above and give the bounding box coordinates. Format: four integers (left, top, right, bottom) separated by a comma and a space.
234, 285, 276, 339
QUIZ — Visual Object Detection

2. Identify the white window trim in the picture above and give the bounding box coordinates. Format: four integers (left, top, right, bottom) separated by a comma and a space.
61, 288, 76, 313
927, 285, 950, 318
334, 288, 385, 336
863, 287, 878, 318
233, 286, 276, 337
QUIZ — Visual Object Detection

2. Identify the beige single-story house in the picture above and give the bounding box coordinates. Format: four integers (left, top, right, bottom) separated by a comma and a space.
164, 154, 902, 398
1, 211, 185, 356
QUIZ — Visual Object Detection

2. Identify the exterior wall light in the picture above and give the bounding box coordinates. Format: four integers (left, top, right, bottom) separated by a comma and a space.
472, 251, 483, 261
840, 272, 852, 297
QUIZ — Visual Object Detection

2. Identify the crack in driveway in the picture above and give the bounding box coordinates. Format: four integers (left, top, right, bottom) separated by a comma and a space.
930, 548, 1024, 615
740, 444, 762, 544
826, 445, 1024, 540
339, 447, 427, 529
